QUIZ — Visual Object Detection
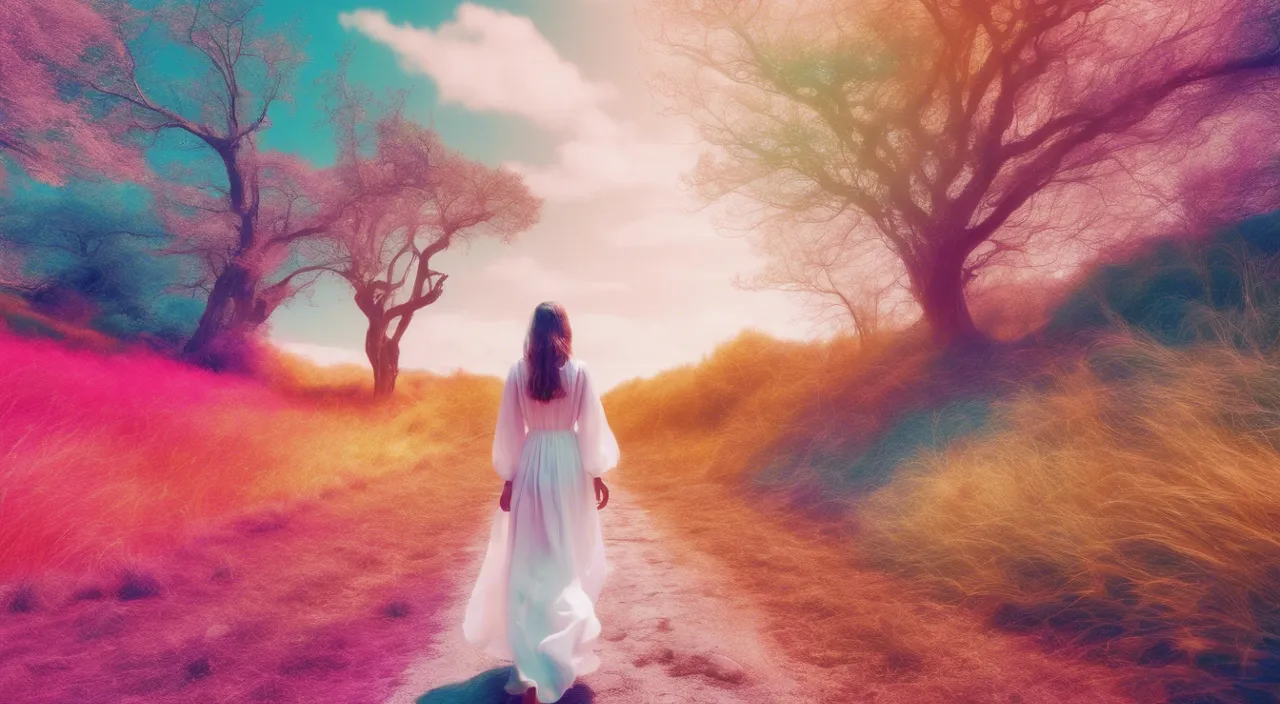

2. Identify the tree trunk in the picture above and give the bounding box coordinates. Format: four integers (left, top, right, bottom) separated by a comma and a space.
371, 341, 400, 396
912, 249, 984, 349
182, 141, 268, 364
364, 317, 400, 397
182, 261, 261, 360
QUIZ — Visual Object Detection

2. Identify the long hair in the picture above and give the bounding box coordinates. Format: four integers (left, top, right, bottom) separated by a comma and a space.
524, 302, 572, 402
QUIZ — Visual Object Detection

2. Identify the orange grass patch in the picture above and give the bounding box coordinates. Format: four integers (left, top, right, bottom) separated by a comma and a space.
606, 332, 1157, 701
604, 329, 1280, 700
861, 336, 1280, 699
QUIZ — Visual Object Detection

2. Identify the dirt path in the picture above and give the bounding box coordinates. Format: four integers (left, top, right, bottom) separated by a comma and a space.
385, 489, 827, 703
0, 463, 486, 704
0, 465, 1149, 704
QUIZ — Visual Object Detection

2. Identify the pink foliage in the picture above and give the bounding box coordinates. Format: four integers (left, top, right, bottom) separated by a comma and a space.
433, 151, 542, 242
331, 116, 541, 303
326, 115, 541, 289
309, 101, 540, 393
1176, 112, 1280, 233
153, 179, 241, 280
0, 0, 146, 185
256, 151, 342, 276
259, 152, 342, 234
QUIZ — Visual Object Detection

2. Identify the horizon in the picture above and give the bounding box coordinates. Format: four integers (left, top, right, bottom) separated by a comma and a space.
274, 323, 785, 392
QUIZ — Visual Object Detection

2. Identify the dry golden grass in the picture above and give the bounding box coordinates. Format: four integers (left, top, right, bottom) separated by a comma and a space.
861, 335, 1280, 679
605, 333, 1162, 701
607, 326, 1279, 699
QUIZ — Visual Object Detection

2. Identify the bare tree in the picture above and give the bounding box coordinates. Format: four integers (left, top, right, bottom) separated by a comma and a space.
652, 0, 1280, 346
90, 0, 337, 363
742, 218, 911, 339
314, 103, 541, 395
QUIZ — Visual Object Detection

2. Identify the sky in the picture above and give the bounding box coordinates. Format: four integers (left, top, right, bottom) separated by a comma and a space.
253, 0, 820, 390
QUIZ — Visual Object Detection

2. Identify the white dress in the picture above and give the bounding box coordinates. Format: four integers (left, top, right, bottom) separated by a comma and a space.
462, 357, 620, 703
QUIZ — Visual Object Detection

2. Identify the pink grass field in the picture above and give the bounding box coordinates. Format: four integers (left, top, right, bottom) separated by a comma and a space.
0, 326, 500, 703
0, 327, 499, 579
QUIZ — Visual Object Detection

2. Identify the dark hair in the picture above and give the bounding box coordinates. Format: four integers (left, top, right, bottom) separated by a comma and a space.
524, 302, 572, 402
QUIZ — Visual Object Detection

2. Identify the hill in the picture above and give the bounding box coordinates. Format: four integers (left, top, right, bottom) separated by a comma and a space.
604, 214, 1280, 703
0, 308, 500, 580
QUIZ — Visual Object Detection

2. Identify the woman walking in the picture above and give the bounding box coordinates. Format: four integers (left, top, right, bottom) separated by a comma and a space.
463, 302, 620, 703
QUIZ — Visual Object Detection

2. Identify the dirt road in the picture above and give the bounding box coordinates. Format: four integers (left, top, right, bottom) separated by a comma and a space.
0, 468, 1144, 704
386, 489, 827, 703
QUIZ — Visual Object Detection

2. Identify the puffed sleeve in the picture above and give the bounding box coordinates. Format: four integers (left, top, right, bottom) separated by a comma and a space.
575, 362, 620, 477
491, 362, 526, 481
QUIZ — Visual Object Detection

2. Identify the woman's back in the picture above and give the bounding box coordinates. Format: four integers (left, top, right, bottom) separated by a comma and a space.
507, 358, 585, 432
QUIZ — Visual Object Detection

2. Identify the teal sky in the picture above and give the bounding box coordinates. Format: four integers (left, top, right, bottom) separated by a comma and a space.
168, 0, 817, 389
256, 0, 637, 167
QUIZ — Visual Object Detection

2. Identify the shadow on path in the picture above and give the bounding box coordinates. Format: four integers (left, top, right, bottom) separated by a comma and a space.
415, 667, 596, 704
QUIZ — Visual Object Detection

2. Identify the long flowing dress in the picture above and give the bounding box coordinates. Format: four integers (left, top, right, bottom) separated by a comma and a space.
462, 357, 620, 703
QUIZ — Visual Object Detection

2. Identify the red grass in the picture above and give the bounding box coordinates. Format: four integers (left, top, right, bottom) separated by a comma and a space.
0, 321, 500, 703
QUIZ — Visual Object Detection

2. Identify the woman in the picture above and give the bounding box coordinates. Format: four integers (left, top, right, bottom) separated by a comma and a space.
463, 302, 620, 704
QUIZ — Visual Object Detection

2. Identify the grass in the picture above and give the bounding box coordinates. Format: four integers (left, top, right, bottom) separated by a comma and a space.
605, 227, 1280, 700
0, 452, 492, 704
606, 327, 1046, 512
860, 336, 1280, 699
0, 306, 502, 703
605, 335, 1150, 701
0, 325, 500, 580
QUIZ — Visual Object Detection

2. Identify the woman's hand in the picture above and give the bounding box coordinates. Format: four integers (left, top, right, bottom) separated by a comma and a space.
500, 481, 513, 512
593, 477, 610, 510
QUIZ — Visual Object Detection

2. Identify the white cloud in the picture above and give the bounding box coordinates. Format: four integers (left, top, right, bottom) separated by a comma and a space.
340, 4, 701, 203
338, 4, 616, 134
506, 125, 699, 203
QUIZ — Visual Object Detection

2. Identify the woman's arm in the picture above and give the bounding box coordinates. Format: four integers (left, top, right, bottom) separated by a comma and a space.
500, 481, 513, 512
575, 362, 620, 479
593, 476, 609, 509
492, 364, 526, 511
